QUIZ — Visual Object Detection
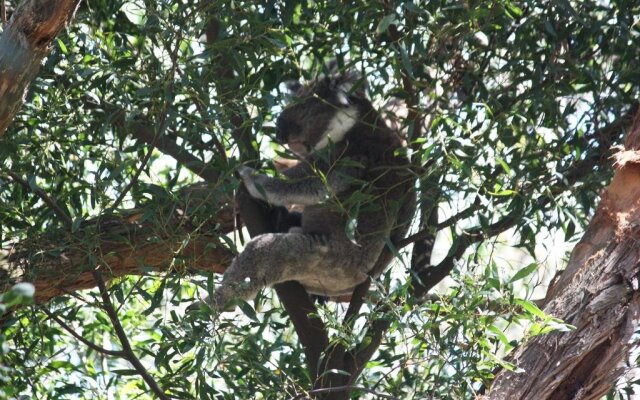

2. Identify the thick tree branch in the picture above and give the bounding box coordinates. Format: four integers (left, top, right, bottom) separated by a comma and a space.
0, 0, 80, 135
200, 13, 329, 383
1, 185, 235, 302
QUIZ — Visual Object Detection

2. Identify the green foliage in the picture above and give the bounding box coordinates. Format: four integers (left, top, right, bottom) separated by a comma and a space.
1, 0, 639, 398
0, 283, 34, 400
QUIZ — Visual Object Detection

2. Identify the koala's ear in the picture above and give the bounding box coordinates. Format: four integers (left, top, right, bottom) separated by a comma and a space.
325, 59, 340, 75
333, 70, 367, 103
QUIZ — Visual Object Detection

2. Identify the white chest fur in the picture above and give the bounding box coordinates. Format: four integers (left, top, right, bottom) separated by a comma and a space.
314, 106, 359, 150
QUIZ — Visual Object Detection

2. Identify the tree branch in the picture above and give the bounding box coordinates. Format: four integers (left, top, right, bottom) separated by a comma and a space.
2, 186, 235, 301
92, 270, 170, 400
288, 385, 400, 400
6, 171, 73, 229
124, 120, 222, 184
234, 188, 329, 379
200, 12, 329, 382
41, 306, 125, 357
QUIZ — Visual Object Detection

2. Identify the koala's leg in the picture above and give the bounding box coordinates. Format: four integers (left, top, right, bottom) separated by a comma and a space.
211, 232, 330, 310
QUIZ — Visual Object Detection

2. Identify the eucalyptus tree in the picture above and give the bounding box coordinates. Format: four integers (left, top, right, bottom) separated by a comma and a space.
1, 1, 639, 399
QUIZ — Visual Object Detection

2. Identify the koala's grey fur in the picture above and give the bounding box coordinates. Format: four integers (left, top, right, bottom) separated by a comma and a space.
212, 65, 416, 310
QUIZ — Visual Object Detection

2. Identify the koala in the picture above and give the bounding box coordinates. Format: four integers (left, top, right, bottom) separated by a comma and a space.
211, 65, 416, 310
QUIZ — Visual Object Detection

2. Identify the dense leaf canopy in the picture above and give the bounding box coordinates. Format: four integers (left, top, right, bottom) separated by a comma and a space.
1, 0, 639, 399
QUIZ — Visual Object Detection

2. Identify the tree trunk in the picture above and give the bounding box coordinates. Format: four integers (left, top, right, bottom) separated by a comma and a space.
0, 0, 80, 136
488, 110, 640, 399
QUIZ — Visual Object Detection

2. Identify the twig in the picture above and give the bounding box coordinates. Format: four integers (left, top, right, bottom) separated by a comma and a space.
92, 270, 171, 400
6, 171, 73, 229
128, 123, 220, 183
111, 141, 156, 210
287, 384, 400, 400
1, 1, 6, 24
112, 29, 183, 209
40, 307, 125, 357
343, 277, 370, 326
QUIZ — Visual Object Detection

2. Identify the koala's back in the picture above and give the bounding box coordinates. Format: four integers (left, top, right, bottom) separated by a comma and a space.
297, 102, 416, 292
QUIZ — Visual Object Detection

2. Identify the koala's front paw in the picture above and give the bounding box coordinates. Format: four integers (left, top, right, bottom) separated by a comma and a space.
238, 166, 268, 201
238, 165, 257, 180
211, 291, 238, 312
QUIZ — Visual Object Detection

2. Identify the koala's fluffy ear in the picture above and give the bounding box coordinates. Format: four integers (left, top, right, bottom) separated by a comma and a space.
331, 69, 367, 105
321, 59, 368, 103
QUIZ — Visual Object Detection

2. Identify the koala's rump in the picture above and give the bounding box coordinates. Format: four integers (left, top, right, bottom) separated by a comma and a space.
297, 204, 390, 296
295, 236, 386, 296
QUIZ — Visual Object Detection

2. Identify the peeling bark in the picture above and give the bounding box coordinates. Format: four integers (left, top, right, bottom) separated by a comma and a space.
0, 0, 80, 135
488, 111, 640, 400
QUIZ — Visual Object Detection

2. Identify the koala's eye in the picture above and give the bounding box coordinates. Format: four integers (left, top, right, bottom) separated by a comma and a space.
313, 80, 332, 99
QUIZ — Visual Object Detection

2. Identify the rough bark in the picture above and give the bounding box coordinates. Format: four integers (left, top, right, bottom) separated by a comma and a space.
1, 184, 235, 302
487, 110, 640, 399
0, 0, 80, 135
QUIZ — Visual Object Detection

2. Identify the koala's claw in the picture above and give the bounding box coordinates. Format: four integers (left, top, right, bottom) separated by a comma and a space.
238, 165, 257, 179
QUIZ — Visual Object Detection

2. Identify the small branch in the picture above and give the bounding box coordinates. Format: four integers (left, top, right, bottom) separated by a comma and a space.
1, 1, 6, 24
92, 270, 170, 400
413, 201, 526, 299
275, 282, 329, 380
343, 278, 371, 326
288, 385, 400, 400
41, 307, 125, 357
347, 316, 392, 381
128, 122, 221, 183
6, 171, 73, 229
111, 143, 156, 209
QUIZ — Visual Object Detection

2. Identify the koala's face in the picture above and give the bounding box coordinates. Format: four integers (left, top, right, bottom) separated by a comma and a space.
276, 75, 360, 157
